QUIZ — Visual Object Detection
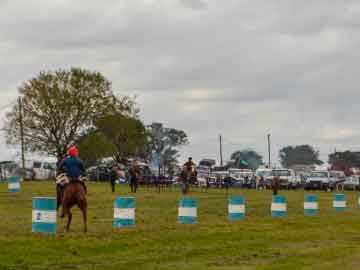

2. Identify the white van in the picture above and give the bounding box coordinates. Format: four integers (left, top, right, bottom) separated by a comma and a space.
228, 169, 253, 184
305, 170, 331, 190
271, 168, 298, 189
255, 168, 273, 180
26, 160, 56, 180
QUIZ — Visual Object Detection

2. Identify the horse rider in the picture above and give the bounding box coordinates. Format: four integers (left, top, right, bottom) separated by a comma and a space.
59, 146, 87, 193
129, 160, 141, 193
184, 157, 195, 169
184, 157, 197, 176
180, 157, 197, 194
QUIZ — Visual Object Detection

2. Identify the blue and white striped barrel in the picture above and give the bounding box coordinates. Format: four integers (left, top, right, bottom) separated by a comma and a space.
8, 176, 20, 193
304, 194, 319, 216
32, 197, 57, 234
333, 194, 346, 212
178, 197, 197, 224
228, 196, 245, 221
271, 195, 287, 217
113, 197, 135, 228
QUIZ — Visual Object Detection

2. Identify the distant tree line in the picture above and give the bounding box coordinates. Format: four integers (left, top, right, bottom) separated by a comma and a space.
228, 145, 360, 171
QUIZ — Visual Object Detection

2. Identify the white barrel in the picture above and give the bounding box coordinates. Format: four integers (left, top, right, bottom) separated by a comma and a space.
113, 197, 135, 228
32, 197, 57, 234
178, 197, 197, 224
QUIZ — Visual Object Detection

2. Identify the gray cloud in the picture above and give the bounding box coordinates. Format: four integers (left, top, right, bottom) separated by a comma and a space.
0, 0, 359, 164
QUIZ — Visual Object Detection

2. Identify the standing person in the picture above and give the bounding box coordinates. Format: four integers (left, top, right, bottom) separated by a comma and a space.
259, 176, 265, 191
110, 166, 118, 193
184, 157, 196, 171
129, 160, 141, 193
183, 157, 197, 181
272, 175, 280, 196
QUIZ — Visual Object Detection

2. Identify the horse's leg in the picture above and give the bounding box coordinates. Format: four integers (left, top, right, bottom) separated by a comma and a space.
60, 200, 65, 218
83, 202, 88, 233
62, 199, 72, 232
65, 209, 72, 232
59, 186, 67, 218
79, 198, 88, 233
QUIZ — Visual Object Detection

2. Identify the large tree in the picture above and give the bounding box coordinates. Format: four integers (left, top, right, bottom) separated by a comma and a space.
78, 114, 148, 166
328, 151, 359, 175
329, 151, 359, 167
279, 145, 323, 168
76, 131, 116, 167
4, 68, 137, 160
230, 149, 263, 170
148, 123, 188, 172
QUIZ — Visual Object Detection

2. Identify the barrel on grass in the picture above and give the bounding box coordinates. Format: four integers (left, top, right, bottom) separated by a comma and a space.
178, 197, 197, 224
271, 195, 287, 217
8, 176, 20, 193
113, 197, 136, 228
228, 196, 245, 221
32, 197, 57, 234
304, 194, 319, 216
333, 194, 346, 212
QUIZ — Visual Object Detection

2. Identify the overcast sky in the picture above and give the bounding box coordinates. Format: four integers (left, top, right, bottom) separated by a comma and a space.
1, 0, 360, 165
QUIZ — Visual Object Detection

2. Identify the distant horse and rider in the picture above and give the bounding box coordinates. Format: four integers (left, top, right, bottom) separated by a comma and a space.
180, 157, 197, 195
56, 146, 87, 232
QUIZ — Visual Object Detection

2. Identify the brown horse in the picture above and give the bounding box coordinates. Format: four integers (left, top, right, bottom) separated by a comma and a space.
60, 179, 88, 233
180, 165, 197, 195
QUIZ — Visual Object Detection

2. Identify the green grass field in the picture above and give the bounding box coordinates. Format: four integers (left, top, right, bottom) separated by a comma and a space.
1, 181, 360, 270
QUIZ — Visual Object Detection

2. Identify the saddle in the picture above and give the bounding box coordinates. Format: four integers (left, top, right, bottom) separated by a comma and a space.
56, 173, 70, 186
56, 173, 86, 186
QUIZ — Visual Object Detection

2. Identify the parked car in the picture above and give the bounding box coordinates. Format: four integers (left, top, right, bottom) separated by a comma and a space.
304, 171, 331, 191
0, 161, 19, 181
197, 176, 208, 187
343, 176, 360, 191
210, 171, 229, 187
271, 168, 299, 189
254, 168, 272, 189
25, 160, 56, 180
228, 169, 253, 187
87, 165, 112, 182
255, 168, 272, 181
198, 159, 216, 169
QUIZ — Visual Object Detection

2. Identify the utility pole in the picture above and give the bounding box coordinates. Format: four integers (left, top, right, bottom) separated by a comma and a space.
219, 135, 223, 168
18, 97, 25, 176
267, 134, 271, 168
